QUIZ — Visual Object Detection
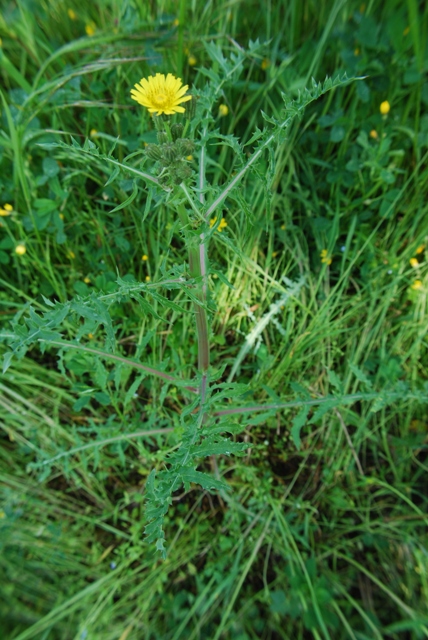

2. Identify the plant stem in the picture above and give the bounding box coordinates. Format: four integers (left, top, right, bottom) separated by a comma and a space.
188, 245, 210, 374
177, 203, 210, 403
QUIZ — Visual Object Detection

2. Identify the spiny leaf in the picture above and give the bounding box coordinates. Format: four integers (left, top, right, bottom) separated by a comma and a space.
38, 139, 159, 187
243, 410, 277, 426
109, 180, 139, 213
328, 369, 344, 393
291, 406, 310, 449
349, 363, 373, 389
180, 469, 228, 492
309, 399, 338, 424
190, 437, 248, 458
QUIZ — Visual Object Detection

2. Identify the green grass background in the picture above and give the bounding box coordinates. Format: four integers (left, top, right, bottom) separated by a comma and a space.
1, 0, 428, 638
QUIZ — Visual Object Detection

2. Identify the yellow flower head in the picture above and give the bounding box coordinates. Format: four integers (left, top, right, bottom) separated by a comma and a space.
410, 257, 419, 268
68, 8, 77, 20
85, 22, 96, 36
218, 104, 229, 117
15, 244, 26, 256
320, 249, 332, 265
369, 129, 378, 139
0, 203, 13, 216
142, 254, 148, 261
411, 280, 422, 290
380, 101, 390, 115
416, 244, 425, 255
90, 129, 98, 138
210, 217, 228, 232
130, 73, 191, 116
188, 54, 197, 66
261, 58, 270, 70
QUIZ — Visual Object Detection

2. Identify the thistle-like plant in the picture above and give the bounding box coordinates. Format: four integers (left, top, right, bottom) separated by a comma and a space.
4, 41, 405, 557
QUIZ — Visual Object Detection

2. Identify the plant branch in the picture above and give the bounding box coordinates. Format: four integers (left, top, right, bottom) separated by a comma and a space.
213, 393, 381, 416
37, 339, 198, 391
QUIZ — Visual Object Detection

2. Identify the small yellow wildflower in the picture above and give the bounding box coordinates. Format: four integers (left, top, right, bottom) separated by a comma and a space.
142, 254, 148, 261
320, 249, 332, 265
280, 224, 286, 230
90, 129, 98, 138
210, 217, 228, 232
380, 101, 390, 115
0, 510, 5, 519
84, 276, 91, 284
369, 130, 378, 139
59, 213, 64, 220
261, 58, 270, 70
411, 280, 422, 290
85, 22, 96, 36
410, 258, 419, 268
416, 245, 425, 254
188, 54, 197, 66
68, 250, 76, 259
0, 203, 13, 216
173, 18, 179, 26
145, 275, 151, 282
68, 8, 77, 20
131, 73, 191, 116
15, 244, 26, 256
354, 48, 360, 56
88, 333, 94, 339
186, 155, 193, 161
272, 251, 278, 257
218, 104, 229, 117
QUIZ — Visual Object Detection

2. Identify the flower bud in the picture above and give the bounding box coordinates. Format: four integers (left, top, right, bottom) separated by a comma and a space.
162, 144, 179, 163
171, 123, 184, 141
176, 163, 192, 181
176, 138, 195, 156
157, 131, 168, 144
145, 144, 163, 161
